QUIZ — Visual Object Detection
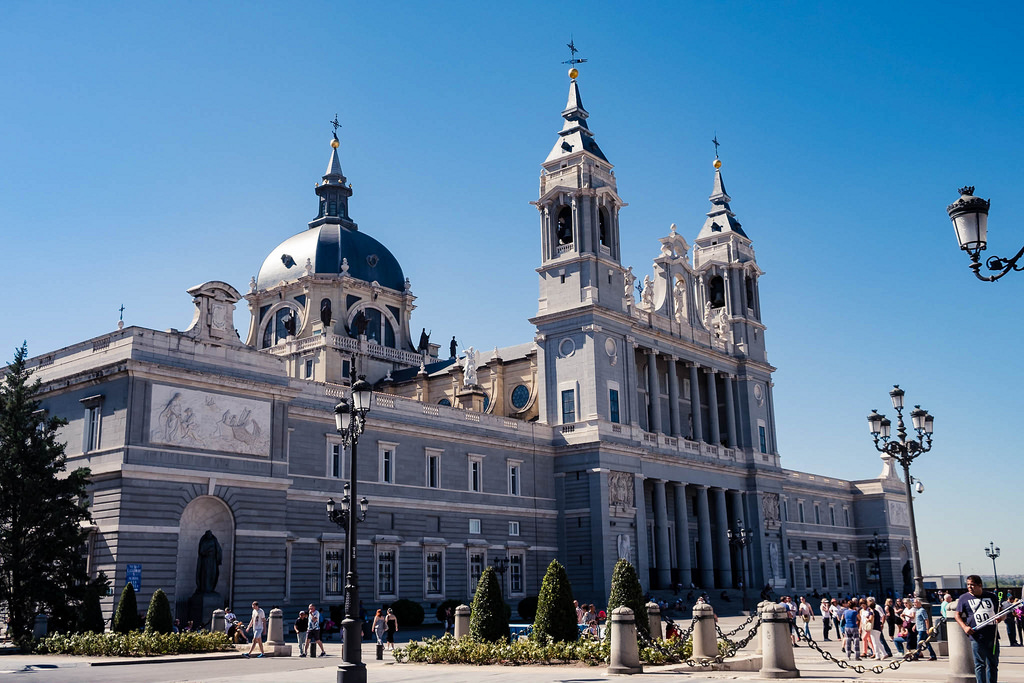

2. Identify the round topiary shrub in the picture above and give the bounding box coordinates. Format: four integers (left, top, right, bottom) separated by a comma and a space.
532, 559, 577, 642
112, 583, 139, 634
389, 599, 424, 628
608, 558, 648, 639
517, 595, 539, 623
145, 588, 173, 634
470, 567, 509, 642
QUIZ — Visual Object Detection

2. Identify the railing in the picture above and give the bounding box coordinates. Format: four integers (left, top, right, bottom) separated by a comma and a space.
556, 243, 574, 255
273, 333, 431, 367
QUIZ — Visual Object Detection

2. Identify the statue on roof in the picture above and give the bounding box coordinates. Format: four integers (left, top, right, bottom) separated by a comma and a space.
320, 299, 332, 328
462, 347, 478, 387
449, 336, 458, 359
640, 275, 654, 310
418, 328, 431, 353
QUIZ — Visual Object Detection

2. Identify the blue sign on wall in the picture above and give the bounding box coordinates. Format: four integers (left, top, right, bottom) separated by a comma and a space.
126, 563, 142, 592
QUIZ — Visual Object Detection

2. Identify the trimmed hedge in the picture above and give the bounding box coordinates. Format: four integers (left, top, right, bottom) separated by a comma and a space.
469, 567, 509, 642
35, 630, 233, 656
607, 559, 648, 639
112, 584, 139, 634
394, 635, 609, 665
532, 560, 576, 642
145, 589, 173, 634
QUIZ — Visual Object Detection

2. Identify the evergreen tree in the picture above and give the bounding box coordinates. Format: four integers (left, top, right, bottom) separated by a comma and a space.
145, 588, 173, 634
607, 558, 649, 639
469, 566, 509, 642
0, 344, 93, 640
532, 559, 577, 642
112, 583, 140, 633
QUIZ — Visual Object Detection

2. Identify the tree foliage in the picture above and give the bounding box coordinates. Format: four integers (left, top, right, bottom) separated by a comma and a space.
145, 588, 173, 634
388, 598, 424, 628
532, 559, 577, 642
0, 343, 94, 640
469, 566, 509, 642
607, 558, 649, 639
113, 583, 140, 634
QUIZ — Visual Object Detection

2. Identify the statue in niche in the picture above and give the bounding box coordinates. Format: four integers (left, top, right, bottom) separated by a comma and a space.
624, 267, 636, 299
761, 492, 781, 528
320, 298, 332, 327
769, 541, 781, 579
673, 278, 687, 323
640, 275, 654, 310
608, 471, 634, 507
417, 328, 431, 353
703, 301, 713, 330
195, 530, 222, 594
461, 346, 477, 386
712, 308, 732, 347
617, 534, 631, 561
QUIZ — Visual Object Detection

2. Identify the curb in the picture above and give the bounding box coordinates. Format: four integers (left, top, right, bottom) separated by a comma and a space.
90, 652, 242, 667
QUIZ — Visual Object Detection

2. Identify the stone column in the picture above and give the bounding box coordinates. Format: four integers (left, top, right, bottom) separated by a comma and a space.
646, 349, 662, 434
667, 357, 681, 436
625, 336, 640, 427
705, 368, 720, 446
695, 485, 714, 589
688, 362, 703, 442
652, 479, 671, 590
723, 373, 738, 448
673, 483, 692, 588
607, 607, 643, 675
454, 604, 471, 639
712, 487, 732, 588
729, 489, 746, 586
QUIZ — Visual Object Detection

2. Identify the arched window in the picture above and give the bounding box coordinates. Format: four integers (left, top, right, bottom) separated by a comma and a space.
556, 206, 573, 245
599, 208, 610, 247
354, 308, 397, 349
745, 275, 756, 312
708, 275, 725, 308
261, 306, 300, 348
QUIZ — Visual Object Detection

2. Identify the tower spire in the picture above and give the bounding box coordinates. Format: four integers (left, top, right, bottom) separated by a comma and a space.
697, 154, 746, 240
309, 121, 356, 230
545, 44, 607, 164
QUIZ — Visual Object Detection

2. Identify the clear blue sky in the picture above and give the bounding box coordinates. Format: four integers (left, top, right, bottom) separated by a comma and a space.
3, 2, 1022, 581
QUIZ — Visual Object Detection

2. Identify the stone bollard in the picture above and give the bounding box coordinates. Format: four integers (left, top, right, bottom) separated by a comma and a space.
607, 607, 643, 675
33, 614, 48, 640
647, 601, 662, 640
264, 608, 293, 657
945, 621, 976, 683
759, 602, 799, 679
211, 609, 225, 636
692, 601, 718, 660
454, 604, 471, 639
756, 601, 767, 654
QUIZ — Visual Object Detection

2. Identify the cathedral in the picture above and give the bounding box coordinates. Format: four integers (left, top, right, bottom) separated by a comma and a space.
28, 67, 916, 624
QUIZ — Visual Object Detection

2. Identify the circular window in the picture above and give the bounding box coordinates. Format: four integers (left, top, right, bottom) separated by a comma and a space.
438, 398, 452, 407
510, 384, 530, 410
559, 337, 576, 358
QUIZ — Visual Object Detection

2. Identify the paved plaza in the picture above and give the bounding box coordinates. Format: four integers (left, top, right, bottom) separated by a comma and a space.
2, 615, 1022, 683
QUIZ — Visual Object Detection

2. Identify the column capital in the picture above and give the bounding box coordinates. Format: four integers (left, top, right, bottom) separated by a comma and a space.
687, 360, 701, 369
692, 483, 710, 490
668, 355, 680, 363
703, 366, 717, 375
645, 348, 659, 357
672, 482, 688, 492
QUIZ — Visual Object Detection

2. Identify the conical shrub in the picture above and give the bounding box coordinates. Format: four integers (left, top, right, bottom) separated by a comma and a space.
469, 566, 509, 642
532, 559, 577, 642
607, 558, 648, 639
112, 583, 139, 633
145, 588, 173, 634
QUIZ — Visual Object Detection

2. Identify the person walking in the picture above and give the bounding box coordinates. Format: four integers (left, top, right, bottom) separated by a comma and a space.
798, 596, 814, 641
1001, 595, 1018, 647
841, 598, 861, 660
830, 599, 842, 636
869, 597, 892, 658
913, 597, 937, 661
307, 604, 326, 657
859, 598, 877, 659
294, 610, 308, 657
955, 575, 1003, 683
820, 598, 832, 641
372, 609, 386, 647
385, 607, 399, 649
243, 601, 265, 658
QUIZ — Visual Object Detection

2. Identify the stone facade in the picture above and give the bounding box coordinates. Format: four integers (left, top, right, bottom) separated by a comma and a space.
24, 72, 917, 627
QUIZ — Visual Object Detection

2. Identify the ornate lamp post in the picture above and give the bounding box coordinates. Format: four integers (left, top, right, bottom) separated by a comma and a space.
327, 376, 373, 683
866, 531, 890, 599
727, 520, 752, 614
867, 385, 934, 600
985, 541, 1001, 594
491, 557, 510, 596
944, 185, 1024, 281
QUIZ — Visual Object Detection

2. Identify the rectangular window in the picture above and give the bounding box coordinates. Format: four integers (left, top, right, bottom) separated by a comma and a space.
814, 505, 821, 525
469, 457, 482, 492
509, 554, 524, 594
426, 551, 443, 596
87, 406, 101, 451
833, 542, 838, 551
849, 562, 856, 591
508, 462, 521, 496
836, 562, 843, 586
798, 502, 805, 523
781, 499, 788, 522
304, 358, 314, 379
469, 518, 481, 534
342, 359, 351, 378
801, 540, 807, 550
561, 389, 576, 424
758, 425, 767, 453
426, 450, 440, 489
844, 508, 851, 527
820, 562, 828, 588
804, 562, 812, 588
330, 443, 343, 478
830, 506, 836, 526
817, 541, 823, 551
469, 552, 484, 591
377, 550, 396, 597
509, 521, 520, 536
609, 388, 620, 424
379, 443, 397, 484
324, 547, 344, 596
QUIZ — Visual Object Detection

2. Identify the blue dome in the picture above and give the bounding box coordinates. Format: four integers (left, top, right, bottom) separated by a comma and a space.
257, 225, 405, 291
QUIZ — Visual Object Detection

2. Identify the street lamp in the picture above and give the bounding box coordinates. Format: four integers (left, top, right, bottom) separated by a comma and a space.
727, 521, 753, 614
945, 185, 1024, 281
866, 531, 890, 599
985, 541, 1001, 594
327, 375, 373, 683
491, 557, 510, 596
867, 386, 934, 600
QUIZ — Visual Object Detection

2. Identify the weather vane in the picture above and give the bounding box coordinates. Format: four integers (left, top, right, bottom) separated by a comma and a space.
712, 134, 720, 159
562, 38, 588, 68
330, 113, 341, 138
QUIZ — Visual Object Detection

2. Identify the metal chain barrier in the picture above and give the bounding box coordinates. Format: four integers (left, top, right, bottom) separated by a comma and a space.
796, 616, 946, 675
639, 612, 761, 667
718, 611, 759, 638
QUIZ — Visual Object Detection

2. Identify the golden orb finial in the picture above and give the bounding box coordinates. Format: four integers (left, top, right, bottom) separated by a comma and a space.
713, 158, 722, 169
568, 67, 578, 80
330, 137, 340, 149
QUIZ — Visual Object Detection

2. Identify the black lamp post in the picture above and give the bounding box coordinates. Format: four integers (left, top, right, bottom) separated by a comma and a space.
945, 185, 1024, 281
727, 520, 752, 614
867, 385, 934, 600
327, 376, 373, 683
985, 541, 1001, 594
491, 557, 510, 596
866, 531, 890, 599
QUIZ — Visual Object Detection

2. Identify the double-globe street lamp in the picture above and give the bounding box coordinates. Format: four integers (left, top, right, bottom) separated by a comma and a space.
867, 385, 934, 600
866, 531, 889, 599
985, 541, 1001, 594
326, 376, 373, 683
727, 521, 753, 613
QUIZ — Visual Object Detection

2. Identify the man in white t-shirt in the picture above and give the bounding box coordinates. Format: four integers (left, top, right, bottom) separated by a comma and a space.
244, 601, 266, 658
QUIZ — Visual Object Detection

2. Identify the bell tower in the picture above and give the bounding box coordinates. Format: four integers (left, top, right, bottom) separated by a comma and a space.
533, 65, 629, 317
